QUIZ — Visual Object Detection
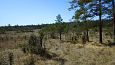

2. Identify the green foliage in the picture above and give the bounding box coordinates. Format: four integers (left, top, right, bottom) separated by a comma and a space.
21, 34, 43, 54
55, 14, 63, 22
35, 19, 112, 41
55, 22, 65, 40
28, 35, 43, 54
55, 14, 65, 40
39, 29, 45, 40
0, 24, 45, 33
50, 31, 56, 39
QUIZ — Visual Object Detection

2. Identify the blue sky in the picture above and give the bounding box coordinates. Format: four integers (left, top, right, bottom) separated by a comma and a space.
0, 0, 74, 26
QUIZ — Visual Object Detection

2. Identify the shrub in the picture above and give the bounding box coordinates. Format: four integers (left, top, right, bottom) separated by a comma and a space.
30, 34, 43, 53
8, 52, 14, 65
21, 34, 44, 54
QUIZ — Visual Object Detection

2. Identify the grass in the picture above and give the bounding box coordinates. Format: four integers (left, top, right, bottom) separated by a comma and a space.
0, 39, 115, 65
0, 31, 115, 65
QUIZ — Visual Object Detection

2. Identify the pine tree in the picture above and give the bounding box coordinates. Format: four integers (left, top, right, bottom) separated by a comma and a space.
55, 14, 63, 40
69, 0, 92, 42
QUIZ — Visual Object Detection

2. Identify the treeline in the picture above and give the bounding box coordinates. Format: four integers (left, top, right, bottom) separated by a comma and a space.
0, 24, 48, 33
0, 19, 112, 34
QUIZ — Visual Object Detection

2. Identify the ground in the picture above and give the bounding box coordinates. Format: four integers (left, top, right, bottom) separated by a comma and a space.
0, 30, 115, 65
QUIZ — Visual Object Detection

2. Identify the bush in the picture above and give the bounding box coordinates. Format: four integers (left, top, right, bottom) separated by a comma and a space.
21, 34, 43, 54
8, 52, 14, 65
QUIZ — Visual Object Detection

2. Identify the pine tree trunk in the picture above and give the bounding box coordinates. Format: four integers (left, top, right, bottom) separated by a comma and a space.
59, 33, 61, 40
84, 2, 89, 42
112, 0, 115, 42
86, 29, 89, 42
99, 0, 103, 43
40, 37, 43, 48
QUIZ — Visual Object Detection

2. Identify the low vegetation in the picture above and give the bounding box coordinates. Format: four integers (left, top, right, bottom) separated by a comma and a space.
0, 0, 115, 65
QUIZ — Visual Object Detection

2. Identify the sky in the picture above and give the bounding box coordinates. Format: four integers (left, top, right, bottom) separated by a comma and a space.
0, 0, 74, 26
